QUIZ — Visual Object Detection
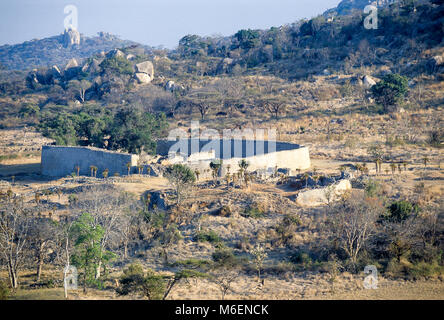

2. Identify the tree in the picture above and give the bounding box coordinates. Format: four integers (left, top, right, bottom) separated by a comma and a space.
238, 160, 250, 187
326, 194, 383, 268
257, 97, 287, 119
0, 195, 32, 288
107, 108, 168, 154
117, 263, 206, 300
235, 29, 261, 50
250, 244, 267, 283
28, 217, 57, 282
209, 161, 222, 184
68, 80, 91, 103
371, 74, 408, 113
164, 164, 196, 205
70, 212, 113, 293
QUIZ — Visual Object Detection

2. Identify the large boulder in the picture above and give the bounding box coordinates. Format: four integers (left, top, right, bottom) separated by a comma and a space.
106, 49, 125, 59
295, 179, 351, 207
63, 28, 81, 47
135, 61, 154, 77
134, 72, 152, 84
362, 75, 377, 88
64, 58, 79, 70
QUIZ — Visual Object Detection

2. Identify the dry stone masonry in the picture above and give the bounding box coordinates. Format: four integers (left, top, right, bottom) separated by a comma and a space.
41, 145, 139, 177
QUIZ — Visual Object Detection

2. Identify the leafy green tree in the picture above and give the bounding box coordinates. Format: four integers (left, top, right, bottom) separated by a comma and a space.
70, 213, 114, 293
107, 108, 168, 154
371, 74, 408, 113
235, 29, 261, 49
164, 164, 196, 205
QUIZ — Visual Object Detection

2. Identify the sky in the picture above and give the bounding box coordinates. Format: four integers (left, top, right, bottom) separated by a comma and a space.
0, 0, 340, 48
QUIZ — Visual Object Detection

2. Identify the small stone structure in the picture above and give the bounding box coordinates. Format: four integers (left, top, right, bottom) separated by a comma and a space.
41, 145, 139, 177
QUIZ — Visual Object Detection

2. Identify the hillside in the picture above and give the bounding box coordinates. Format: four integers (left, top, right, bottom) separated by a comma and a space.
0, 30, 142, 71
0, 0, 443, 302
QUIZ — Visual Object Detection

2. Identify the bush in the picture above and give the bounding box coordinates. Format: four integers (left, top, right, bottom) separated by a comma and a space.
0, 281, 9, 300
289, 250, 312, 265
371, 74, 408, 113
407, 261, 444, 279
241, 202, 266, 218
99, 56, 133, 75
196, 230, 221, 243
216, 205, 232, 217
212, 248, 238, 267
384, 200, 419, 222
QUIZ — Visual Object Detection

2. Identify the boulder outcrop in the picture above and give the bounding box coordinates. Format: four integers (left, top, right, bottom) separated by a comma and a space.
295, 179, 352, 207
63, 28, 81, 47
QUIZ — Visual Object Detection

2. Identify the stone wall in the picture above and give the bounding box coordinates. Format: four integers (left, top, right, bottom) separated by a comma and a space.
157, 139, 311, 178
41, 145, 139, 177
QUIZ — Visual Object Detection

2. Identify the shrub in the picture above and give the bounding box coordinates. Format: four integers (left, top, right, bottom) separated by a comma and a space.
215, 205, 232, 217
384, 200, 419, 223
289, 250, 312, 265
0, 281, 9, 300
364, 179, 382, 198
212, 248, 238, 267
241, 202, 266, 218
407, 261, 444, 279
99, 56, 133, 75
196, 230, 221, 243
371, 74, 408, 113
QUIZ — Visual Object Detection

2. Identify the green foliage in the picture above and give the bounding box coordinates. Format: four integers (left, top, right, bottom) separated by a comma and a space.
383, 200, 419, 223
235, 29, 261, 50
371, 74, 408, 112
0, 281, 9, 300
99, 56, 133, 75
196, 230, 221, 243
170, 259, 212, 270
364, 179, 382, 198
117, 264, 165, 300
39, 106, 167, 154
241, 203, 265, 218
70, 213, 115, 289
289, 250, 312, 265
107, 108, 167, 154
19, 104, 40, 118
165, 164, 196, 204
212, 248, 238, 268
117, 263, 206, 300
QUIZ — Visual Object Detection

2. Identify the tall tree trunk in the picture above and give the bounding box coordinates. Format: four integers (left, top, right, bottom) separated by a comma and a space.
8, 261, 18, 289
36, 242, 45, 282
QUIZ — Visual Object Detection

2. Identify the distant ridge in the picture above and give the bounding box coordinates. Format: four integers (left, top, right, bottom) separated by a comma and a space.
0, 31, 142, 71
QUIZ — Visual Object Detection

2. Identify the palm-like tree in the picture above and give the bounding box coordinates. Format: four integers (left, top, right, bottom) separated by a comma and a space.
74, 165, 80, 176
102, 169, 109, 178
126, 162, 132, 176
390, 163, 396, 175
209, 161, 221, 184
422, 156, 429, 169
89, 165, 96, 177
303, 172, 310, 188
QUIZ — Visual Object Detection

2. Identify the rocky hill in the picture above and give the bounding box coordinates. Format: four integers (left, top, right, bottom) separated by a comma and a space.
0, 29, 142, 71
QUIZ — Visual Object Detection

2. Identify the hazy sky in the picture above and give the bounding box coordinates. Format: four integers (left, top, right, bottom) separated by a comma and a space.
0, 0, 340, 48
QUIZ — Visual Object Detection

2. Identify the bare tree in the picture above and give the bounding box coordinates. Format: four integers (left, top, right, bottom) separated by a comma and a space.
209, 267, 240, 300
28, 217, 57, 282
0, 194, 32, 288
325, 193, 383, 267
